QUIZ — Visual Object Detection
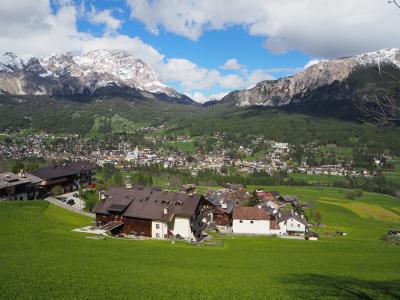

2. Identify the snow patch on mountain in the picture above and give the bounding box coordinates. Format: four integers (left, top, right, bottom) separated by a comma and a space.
0, 50, 183, 98
353, 48, 400, 68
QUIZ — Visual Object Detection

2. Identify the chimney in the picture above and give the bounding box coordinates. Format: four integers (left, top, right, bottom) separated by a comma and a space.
278, 212, 281, 218
163, 207, 169, 215
100, 190, 108, 200
301, 214, 304, 219
19, 169, 25, 178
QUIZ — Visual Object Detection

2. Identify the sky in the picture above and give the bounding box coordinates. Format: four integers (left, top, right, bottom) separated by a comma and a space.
0, 0, 399, 102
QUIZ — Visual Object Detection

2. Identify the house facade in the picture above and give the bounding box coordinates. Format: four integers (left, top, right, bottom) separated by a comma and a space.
0, 171, 41, 200
92, 187, 209, 241
277, 212, 308, 236
232, 207, 280, 235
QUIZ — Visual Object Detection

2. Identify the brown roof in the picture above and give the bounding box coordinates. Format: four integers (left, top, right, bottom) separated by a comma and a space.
29, 161, 95, 180
92, 187, 204, 222
233, 207, 271, 220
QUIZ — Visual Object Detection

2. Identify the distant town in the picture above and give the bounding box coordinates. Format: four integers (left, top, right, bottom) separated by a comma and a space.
0, 124, 385, 178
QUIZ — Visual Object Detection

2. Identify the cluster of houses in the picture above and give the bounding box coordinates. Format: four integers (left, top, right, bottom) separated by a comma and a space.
206, 188, 310, 237
0, 130, 380, 178
0, 161, 96, 200
91, 185, 315, 242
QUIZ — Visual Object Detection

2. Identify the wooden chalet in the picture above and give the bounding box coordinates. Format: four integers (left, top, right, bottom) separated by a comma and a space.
0, 171, 41, 200
29, 161, 96, 194
91, 187, 210, 241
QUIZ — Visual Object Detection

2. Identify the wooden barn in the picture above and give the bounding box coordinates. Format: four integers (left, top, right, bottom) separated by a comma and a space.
91, 187, 209, 241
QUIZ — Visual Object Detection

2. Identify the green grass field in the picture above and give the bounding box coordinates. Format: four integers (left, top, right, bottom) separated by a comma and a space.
86, 114, 150, 138
383, 158, 400, 188
1, 186, 400, 299
164, 140, 196, 153
288, 173, 349, 185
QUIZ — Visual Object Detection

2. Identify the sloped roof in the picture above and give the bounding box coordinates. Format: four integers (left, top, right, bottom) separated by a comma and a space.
233, 207, 271, 220
0, 172, 42, 189
277, 212, 308, 226
92, 187, 203, 222
29, 161, 95, 180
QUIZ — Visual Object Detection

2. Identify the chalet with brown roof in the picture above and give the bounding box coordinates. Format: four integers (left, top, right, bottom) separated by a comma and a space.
92, 187, 209, 241
232, 207, 280, 235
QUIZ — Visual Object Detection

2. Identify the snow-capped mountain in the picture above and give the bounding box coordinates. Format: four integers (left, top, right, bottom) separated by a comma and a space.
0, 50, 188, 101
220, 48, 400, 107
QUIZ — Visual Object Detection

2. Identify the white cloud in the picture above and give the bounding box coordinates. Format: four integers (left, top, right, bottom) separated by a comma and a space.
87, 5, 122, 34
127, 0, 400, 58
189, 91, 230, 104
160, 58, 273, 95
303, 58, 327, 70
0, 0, 275, 103
221, 58, 242, 71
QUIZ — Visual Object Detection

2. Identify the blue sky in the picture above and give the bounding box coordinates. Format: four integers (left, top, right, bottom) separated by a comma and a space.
67, 0, 313, 101
2, 0, 399, 102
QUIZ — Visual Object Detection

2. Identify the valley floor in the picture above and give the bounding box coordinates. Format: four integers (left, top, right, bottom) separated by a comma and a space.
0, 186, 400, 299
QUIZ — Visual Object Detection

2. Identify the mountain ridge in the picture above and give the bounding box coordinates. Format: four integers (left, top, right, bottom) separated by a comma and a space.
218, 48, 400, 108
0, 50, 195, 104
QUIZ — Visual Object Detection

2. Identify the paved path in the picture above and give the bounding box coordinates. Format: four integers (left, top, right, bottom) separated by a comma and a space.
45, 197, 95, 218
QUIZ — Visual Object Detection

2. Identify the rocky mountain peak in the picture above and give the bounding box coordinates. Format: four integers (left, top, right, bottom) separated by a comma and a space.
221, 48, 400, 107
0, 49, 185, 100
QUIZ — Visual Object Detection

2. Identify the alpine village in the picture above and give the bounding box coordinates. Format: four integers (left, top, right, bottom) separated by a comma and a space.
1, 1, 400, 299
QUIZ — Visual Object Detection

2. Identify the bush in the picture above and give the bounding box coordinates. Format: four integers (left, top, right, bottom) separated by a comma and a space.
51, 185, 63, 196
346, 189, 363, 200
81, 190, 99, 211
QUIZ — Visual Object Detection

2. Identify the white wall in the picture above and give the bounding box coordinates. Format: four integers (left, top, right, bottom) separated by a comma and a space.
279, 218, 306, 235
172, 217, 194, 239
151, 221, 168, 239
232, 219, 270, 235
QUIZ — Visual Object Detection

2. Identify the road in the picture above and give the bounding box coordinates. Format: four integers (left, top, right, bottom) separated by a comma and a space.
45, 195, 95, 218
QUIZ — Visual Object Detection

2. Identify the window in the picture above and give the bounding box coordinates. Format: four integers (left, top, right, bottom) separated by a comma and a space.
297, 224, 300, 228
156, 224, 160, 229
250, 220, 254, 224
156, 233, 160, 238
239, 220, 243, 223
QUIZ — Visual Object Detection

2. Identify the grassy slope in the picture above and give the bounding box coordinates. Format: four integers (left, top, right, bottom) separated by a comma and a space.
383, 158, 400, 188
0, 188, 400, 299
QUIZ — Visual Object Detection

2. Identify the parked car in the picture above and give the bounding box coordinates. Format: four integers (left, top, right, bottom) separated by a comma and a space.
55, 197, 67, 203
66, 199, 75, 206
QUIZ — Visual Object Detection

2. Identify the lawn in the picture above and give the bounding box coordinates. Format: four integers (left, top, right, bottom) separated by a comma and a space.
1, 186, 400, 299
383, 158, 400, 188
288, 173, 349, 185
165, 140, 196, 153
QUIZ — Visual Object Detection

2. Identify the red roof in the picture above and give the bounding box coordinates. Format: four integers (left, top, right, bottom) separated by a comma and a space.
233, 207, 271, 220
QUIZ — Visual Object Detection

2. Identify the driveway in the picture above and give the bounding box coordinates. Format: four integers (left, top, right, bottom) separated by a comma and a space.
45, 191, 95, 218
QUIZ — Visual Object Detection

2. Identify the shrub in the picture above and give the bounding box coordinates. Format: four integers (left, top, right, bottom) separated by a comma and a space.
51, 185, 63, 196
81, 190, 99, 211
346, 189, 364, 199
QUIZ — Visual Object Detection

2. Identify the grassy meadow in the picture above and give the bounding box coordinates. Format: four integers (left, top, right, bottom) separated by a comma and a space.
1, 186, 400, 299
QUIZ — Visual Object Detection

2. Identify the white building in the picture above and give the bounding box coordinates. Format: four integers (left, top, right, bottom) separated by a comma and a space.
277, 212, 308, 236
232, 207, 279, 235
